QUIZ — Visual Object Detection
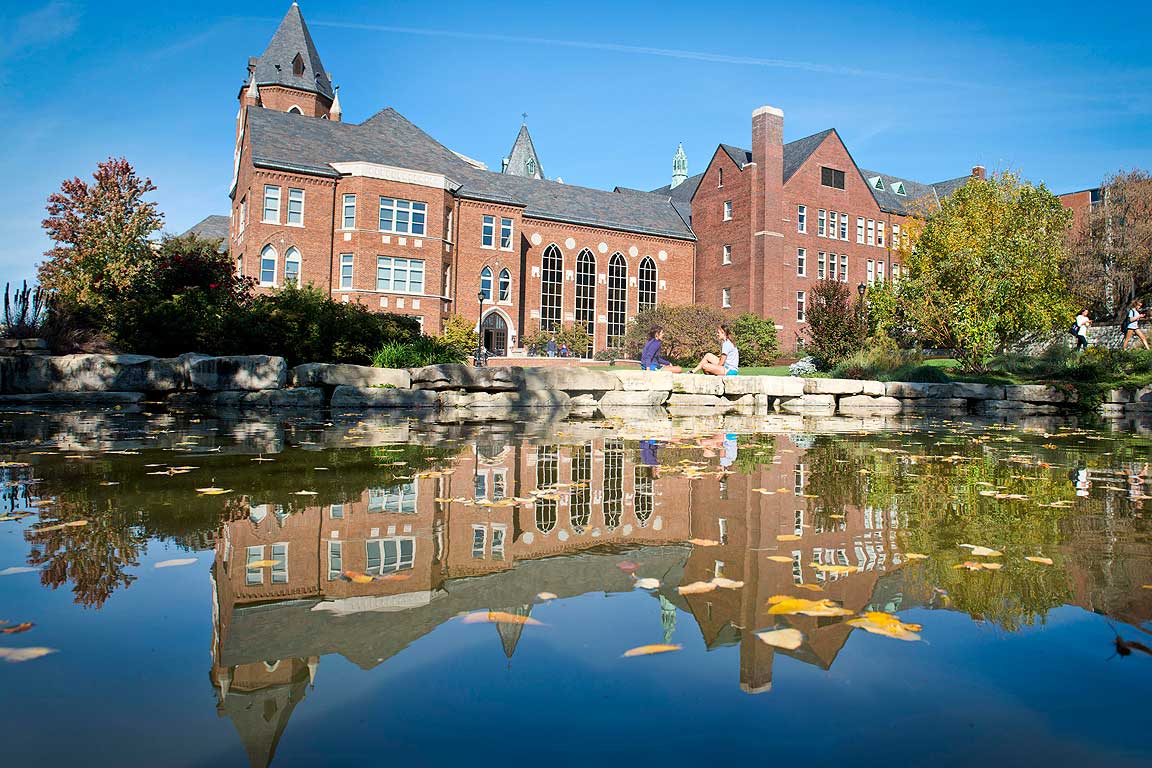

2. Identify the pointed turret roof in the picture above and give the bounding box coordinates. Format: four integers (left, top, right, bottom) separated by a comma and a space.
503, 122, 544, 179
250, 3, 333, 100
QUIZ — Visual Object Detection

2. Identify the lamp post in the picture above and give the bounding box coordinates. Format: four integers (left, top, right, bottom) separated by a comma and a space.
857, 282, 867, 300
476, 291, 485, 367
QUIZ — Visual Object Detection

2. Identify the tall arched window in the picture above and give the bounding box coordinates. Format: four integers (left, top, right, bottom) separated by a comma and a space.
569, 442, 592, 534
498, 268, 511, 302
284, 247, 301, 287
607, 253, 628, 347
540, 245, 563, 331
575, 249, 596, 355
603, 439, 623, 531
480, 266, 493, 300
638, 256, 657, 312
259, 245, 278, 287
535, 445, 558, 533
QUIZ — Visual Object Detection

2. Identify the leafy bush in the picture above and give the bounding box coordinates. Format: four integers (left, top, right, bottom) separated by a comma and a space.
623, 305, 729, 365
2, 281, 49, 339
789, 357, 819, 376
594, 346, 624, 362
521, 323, 591, 356
730, 312, 779, 366
804, 279, 868, 366
441, 314, 479, 355
830, 347, 950, 382
373, 335, 467, 368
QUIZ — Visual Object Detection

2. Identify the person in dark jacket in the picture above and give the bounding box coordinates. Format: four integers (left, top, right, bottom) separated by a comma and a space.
640, 327, 682, 372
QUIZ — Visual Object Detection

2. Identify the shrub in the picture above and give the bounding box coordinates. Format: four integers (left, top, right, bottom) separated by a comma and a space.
730, 312, 779, 366
441, 314, 478, 355
554, 323, 592, 357
789, 357, 818, 376
2, 281, 49, 339
373, 335, 467, 368
594, 346, 624, 362
829, 347, 950, 382
623, 305, 730, 366
805, 279, 868, 366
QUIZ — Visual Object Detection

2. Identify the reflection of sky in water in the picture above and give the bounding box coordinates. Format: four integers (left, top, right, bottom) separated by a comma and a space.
0, 410, 1150, 767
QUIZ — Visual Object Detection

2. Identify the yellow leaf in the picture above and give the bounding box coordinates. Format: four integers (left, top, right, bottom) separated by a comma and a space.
462, 611, 543, 626
905, 553, 930, 560
0, 646, 56, 663
1024, 556, 1054, 565
756, 628, 804, 650
536, 592, 558, 601
248, 559, 281, 568
622, 644, 681, 657
809, 563, 860, 574
766, 556, 793, 563
959, 544, 1003, 557
848, 612, 923, 641
711, 577, 744, 589
796, 583, 825, 592
776, 534, 802, 542
677, 581, 717, 595
31, 520, 88, 533
0, 622, 34, 634
689, 538, 719, 547
196, 487, 232, 495
766, 596, 853, 617
342, 570, 374, 583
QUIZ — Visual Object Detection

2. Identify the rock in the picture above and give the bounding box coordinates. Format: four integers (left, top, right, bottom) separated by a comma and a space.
729, 393, 758, 409
803, 377, 865, 395
569, 393, 599, 408
838, 395, 903, 415
860, 380, 886, 396
611, 370, 673, 391
0, 391, 145, 405
1134, 386, 1152, 405
520, 367, 620, 393
950, 382, 1006, 400
409, 364, 523, 391
1003, 384, 1073, 404
597, 405, 669, 421
777, 394, 836, 416
291, 363, 411, 389
168, 388, 325, 409
669, 373, 725, 395
1100, 403, 1127, 417
330, 387, 439, 409
899, 398, 968, 410
884, 381, 954, 398
598, 390, 670, 407
189, 355, 287, 391
723, 376, 805, 397
439, 390, 571, 409
1106, 389, 1134, 404
668, 393, 727, 407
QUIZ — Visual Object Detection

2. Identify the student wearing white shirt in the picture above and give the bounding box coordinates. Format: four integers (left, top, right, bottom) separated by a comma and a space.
691, 324, 740, 376
1073, 309, 1091, 351
1122, 300, 1149, 351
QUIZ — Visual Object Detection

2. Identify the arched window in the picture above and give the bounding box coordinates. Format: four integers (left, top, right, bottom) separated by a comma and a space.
569, 442, 592, 534
287, 106, 303, 115
284, 247, 301, 287
635, 465, 654, 527
638, 256, 657, 312
498, 268, 511, 302
292, 53, 305, 77
575, 249, 596, 355
540, 245, 563, 331
536, 445, 558, 533
259, 245, 277, 287
480, 266, 493, 301
603, 439, 623, 531
607, 253, 627, 347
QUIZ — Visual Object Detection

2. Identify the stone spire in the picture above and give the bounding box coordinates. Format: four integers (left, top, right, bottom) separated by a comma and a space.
502, 118, 544, 179
671, 142, 688, 188
329, 84, 342, 121
251, 3, 333, 100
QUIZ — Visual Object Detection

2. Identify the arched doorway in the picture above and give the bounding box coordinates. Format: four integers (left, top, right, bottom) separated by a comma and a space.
481, 312, 509, 357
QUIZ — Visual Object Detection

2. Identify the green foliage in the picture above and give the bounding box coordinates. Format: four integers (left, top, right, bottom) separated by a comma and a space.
373, 335, 466, 368
623, 305, 729, 365
896, 172, 1075, 371
830, 347, 950, 382
440, 314, 479, 355
729, 312, 779, 366
521, 323, 592, 356
804, 279, 868, 366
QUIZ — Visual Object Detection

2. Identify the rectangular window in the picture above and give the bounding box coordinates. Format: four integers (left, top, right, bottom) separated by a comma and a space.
491, 526, 506, 561
797, 291, 806, 322
262, 185, 280, 223
817, 209, 826, 237
718, 167, 724, 187
329, 503, 344, 519
481, 215, 495, 247
797, 205, 807, 233
829, 211, 838, 238
840, 212, 849, 240
378, 197, 427, 236
892, 263, 901, 281
327, 541, 342, 581
867, 219, 876, 246
821, 166, 846, 189
817, 252, 826, 280
365, 538, 416, 575
245, 545, 265, 586
376, 256, 425, 294
840, 254, 848, 281
471, 526, 486, 559
867, 259, 875, 284
286, 188, 304, 225
723, 200, 733, 220
722, 244, 732, 265
829, 252, 839, 281
499, 217, 513, 250
878, 221, 886, 247
271, 543, 288, 584
857, 216, 865, 244
236, 254, 243, 276
340, 254, 353, 289
239, 197, 248, 235
892, 224, 901, 248
722, 287, 731, 308
877, 260, 886, 282
796, 248, 806, 277
342, 194, 356, 229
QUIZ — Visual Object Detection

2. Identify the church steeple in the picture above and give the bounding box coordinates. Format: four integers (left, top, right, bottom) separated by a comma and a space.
502, 116, 545, 180
240, 3, 336, 119
671, 143, 688, 188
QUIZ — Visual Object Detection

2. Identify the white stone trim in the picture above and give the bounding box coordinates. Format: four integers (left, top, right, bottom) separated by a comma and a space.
753, 105, 784, 118
330, 161, 461, 191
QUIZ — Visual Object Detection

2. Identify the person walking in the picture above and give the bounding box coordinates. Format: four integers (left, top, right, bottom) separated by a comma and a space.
1122, 300, 1149, 350
690, 324, 740, 376
1073, 309, 1091, 351
640, 326, 682, 372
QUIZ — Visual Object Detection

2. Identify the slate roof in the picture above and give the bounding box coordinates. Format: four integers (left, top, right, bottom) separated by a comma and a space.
858, 169, 944, 215
648, 172, 703, 226
720, 144, 753, 168
503, 124, 544, 179
783, 129, 836, 182
246, 107, 695, 240
181, 214, 230, 241
249, 4, 333, 100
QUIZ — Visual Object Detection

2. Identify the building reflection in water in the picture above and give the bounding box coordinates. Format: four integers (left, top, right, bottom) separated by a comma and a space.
208, 433, 917, 766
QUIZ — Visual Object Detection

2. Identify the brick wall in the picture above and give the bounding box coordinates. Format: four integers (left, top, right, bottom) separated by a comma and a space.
693, 148, 752, 313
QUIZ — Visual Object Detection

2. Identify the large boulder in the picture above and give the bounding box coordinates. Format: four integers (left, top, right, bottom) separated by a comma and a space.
599, 389, 670, 407
668, 393, 728, 408
189, 355, 287, 391
611, 370, 673, 391
884, 381, 954, 399
1003, 384, 1074, 404
0, 391, 145, 405
670, 373, 725, 396
439, 390, 571, 409
520, 367, 621, 393
777, 394, 836, 416
723, 376, 805, 397
291, 363, 411, 389
409, 364, 524, 391
804, 377, 866, 395
899, 398, 968, 410
167, 388, 325, 409
330, 386, 439, 409
838, 395, 903, 415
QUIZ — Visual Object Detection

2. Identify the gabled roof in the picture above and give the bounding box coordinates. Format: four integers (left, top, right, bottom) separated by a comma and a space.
783, 129, 836, 182
720, 144, 752, 168
245, 107, 695, 240
859, 168, 943, 215
181, 214, 230, 241
930, 175, 972, 201
503, 124, 544, 179
250, 3, 333, 100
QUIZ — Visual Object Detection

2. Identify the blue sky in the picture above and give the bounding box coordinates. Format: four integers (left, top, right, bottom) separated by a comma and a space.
1, 0, 1149, 287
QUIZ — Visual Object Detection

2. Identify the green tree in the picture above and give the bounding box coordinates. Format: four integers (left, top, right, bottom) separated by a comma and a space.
896, 172, 1074, 372
730, 312, 779, 366
440, 314, 479, 355
804, 278, 868, 365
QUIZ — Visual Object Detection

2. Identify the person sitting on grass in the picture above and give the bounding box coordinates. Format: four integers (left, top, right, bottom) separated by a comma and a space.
1122, 300, 1149, 351
640, 326, 682, 372
691, 324, 739, 376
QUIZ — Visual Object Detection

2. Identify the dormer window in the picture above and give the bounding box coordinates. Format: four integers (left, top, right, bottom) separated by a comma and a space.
292, 53, 305, 77
869, 176, 885, 191
893, 181, 907, 196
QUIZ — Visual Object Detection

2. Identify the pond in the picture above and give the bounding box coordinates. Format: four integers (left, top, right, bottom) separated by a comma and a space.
0, 409, 1150, 767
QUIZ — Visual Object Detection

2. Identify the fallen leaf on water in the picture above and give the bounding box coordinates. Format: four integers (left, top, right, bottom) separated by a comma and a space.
678, 581, 717, 595
616, 561, 639, 572
767, 596, 853, 617
0, 622, 33, 634
622, 644, 681, 657
292, 490, 318, 496
196, 487, 232, 495
378, 572, 412, 582
905, 553, 930, 560
776, 534, 802, 542
462, 611, 543, 626
689, 538, 719, 547
711, 577, 744, 589
796, 583, 825, 592
634, 577, 661, 589
954, 561, 1003, 571
756, 628, 804, 650
31, 520, 87, 533
248, 559, 281, 568
848, 612, 923, 641
810, 563, 860, 574
766, 556, 793, 563
1024, 556, 1054, 565
536, 592, 558, 601
342, 570, 374, 584
959, 544, 1003, 557
0, 514, 31, 522
154, 558, 197, 569
0, 647, 56, 663
0, 567, 40, 576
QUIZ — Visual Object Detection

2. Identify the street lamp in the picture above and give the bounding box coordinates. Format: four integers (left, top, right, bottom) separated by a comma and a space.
475, 291, 485, 367
857, 282, 867, 299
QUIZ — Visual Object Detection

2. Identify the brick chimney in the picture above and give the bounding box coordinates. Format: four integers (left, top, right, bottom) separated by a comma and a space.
750, 105, 784, 317
971, 165, 986, 180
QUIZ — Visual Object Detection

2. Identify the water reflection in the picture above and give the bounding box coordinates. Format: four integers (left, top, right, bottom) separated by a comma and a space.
1, 411, 1151, 766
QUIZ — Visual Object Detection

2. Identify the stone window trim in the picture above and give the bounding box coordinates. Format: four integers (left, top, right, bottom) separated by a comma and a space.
481, 214, 496, 249
286, 188, 305, 227
262, 185, 281, 224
